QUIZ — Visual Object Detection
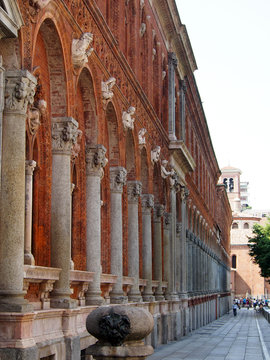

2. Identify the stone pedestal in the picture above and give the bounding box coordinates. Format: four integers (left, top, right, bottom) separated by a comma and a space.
50, 117, 79, 309
110, 167, 127, 304
85, 145, 107, 305
127, 181, 142, 302
24, 160, 36, 265
86, 306, 154, 360
0, 70, 36, 312
153, 204, 164, 300
141, 194, 155, 302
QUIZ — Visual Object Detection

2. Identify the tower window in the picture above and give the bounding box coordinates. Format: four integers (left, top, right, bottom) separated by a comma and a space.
232, 255, 237, 269
229, 178, 234, 192
244, 223, 249, 229
232, 222, 238, 229
223, 178, 228, 190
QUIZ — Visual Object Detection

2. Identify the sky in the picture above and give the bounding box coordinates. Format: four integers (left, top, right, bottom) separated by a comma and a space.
176, 0, 270, 210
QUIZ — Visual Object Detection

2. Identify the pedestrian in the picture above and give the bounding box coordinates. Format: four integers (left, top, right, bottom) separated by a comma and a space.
233, 302, 238, 316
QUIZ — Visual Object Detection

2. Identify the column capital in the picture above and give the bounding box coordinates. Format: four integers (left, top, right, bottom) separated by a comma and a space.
4, 70, 37, 114
25, 160, 36, 176
163, 212, 172, 230
110, 167, 127, 193
51, 117, 79, 155
181, 186, 190, 201
127, 181, 142, 203
141, 194, 154, 214
85, 144, 108, 178
153, 204, 164, 222
176, 222, 182, 235
168, 52, 178, 68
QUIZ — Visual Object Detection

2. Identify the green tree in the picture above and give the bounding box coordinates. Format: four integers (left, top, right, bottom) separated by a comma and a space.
248, 220, 270, 279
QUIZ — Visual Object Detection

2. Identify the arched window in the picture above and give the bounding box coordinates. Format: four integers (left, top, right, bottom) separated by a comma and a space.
232, 222, 238, 229
244, 223, 249, 229
232, 255, 237, 269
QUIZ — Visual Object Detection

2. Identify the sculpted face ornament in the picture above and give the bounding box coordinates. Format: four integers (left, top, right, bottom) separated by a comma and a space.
161, 160, 173, 179
101, 77, 116, 101
138, 128, 147, 145
99, 310, 131, 346
72, 32, 94, 68
151, 146, 161, 164
122, 106, 135, 130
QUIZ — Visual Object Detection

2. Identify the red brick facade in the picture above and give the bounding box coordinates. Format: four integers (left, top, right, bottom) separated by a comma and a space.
0, 0, 232, 357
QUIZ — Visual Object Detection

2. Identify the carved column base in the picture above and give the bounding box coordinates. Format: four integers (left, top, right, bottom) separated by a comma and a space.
85, 291, 104, 306
50, 290, 77, 309
110, 293, 128, 304
142, 294, 155, 302
128, 293, 142, 303
24, 251, 35, 266
154, 294, 165, 301
0, 291, 33, 312
165, 293, 179, 301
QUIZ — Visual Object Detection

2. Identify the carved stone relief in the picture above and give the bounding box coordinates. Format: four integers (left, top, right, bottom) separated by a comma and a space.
122, 106, 135, 130
72, 32, 94, 68
151, 146, 161, 164
138, 128, 146, 145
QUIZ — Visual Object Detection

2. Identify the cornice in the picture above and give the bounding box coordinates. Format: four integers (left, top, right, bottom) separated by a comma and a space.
169, 140, 195, 182
151, 0, 197, 76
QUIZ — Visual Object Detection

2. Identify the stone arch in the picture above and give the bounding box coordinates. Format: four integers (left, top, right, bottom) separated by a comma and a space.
31, 18, 67, 266
39, 18, 67, 117
153, 162, 161, 204
106, 101, 120, 166
77, 67, 98, 145
125, 129, 136, 180
140, 147, 149, 193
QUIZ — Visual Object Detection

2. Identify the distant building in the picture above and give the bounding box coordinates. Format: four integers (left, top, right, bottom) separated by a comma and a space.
220, 166, 270, 299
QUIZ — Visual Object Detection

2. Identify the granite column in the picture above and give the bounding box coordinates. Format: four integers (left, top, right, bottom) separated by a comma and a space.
127, 181, 142, 302
0, 70, 36, 312
24, 160, 36, 265
153, 204, 164, 300
85, 145, 108, 305
109, 167, 127, 303
141, 194, 155, 301
50, 117, 79, 309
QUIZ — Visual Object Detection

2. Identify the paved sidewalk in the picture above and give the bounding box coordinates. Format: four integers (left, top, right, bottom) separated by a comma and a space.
149, 308, 270, 360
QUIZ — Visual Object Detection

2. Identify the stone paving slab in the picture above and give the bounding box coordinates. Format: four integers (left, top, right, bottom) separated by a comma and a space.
148, 308, 270, 360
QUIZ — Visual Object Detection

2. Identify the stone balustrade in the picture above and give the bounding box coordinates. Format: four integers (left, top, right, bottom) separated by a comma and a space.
23, 265, 61, 310
69, 270, 94, 306
122, 276, 135, 297
100, 273, 117, 303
